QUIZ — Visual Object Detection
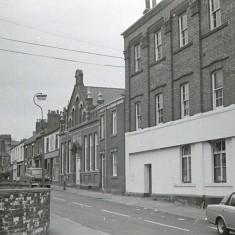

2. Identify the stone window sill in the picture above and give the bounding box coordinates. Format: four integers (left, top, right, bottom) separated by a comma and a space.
130, 69, 143, 78
174, 183, 196, 187
204, 183, 233, 188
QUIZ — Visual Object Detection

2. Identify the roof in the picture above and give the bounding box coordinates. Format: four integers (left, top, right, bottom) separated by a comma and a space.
122, 0, 174, 37
0, 149, 9, 157
87, 86, 124, 105
24, 132, 42, 145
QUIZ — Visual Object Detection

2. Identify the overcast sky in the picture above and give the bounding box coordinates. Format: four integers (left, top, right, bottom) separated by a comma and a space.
0, 0, 161, 141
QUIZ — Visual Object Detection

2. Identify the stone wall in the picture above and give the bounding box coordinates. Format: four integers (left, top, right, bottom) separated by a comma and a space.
0, 188, 50, 235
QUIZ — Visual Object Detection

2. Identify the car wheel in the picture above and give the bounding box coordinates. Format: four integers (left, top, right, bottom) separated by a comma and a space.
217, 218, 229, 235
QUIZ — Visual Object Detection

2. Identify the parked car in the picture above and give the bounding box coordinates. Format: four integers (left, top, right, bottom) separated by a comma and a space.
207, 192, 235, 235
21, 168, 51, 188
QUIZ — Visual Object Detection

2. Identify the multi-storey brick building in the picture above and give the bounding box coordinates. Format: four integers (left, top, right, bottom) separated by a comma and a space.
0, 135, 18, 180
122, 0, 235, 205
10, 140, 24, 181
60, 70, 125, 193
24, 110, 61, 178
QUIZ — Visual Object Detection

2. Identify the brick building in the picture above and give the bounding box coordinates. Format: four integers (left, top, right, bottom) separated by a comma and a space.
122, 0, 235, 205
0, 135, 18, 180
60, 70, 125, 193
24, 111, 61, 178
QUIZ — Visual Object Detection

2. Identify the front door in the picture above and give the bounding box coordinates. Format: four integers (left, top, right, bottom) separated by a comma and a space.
76, 153, 80, 185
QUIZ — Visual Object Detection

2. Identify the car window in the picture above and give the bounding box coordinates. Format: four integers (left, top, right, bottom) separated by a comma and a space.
229, 194, 235, 207
221, 193, 231, 205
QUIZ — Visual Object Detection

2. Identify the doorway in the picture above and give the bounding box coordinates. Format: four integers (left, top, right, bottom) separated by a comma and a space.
76, 153, 80, 186
101, 154, 105, 191
144, 164, 152, 197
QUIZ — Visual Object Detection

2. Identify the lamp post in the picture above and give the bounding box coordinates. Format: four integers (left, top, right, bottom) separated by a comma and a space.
33, 93, 47, 187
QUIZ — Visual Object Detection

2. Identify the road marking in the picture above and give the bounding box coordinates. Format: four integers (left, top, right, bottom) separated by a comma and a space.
52, 197, 65, 202
72, 202, 91, 208
145, 220, 190, 232
101, 209, 130, 218
208, 226, 217, 230
177, 218, 187, 221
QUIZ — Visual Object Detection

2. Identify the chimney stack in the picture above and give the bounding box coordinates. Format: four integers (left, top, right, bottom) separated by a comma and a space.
144, 0, 151, 14
75, 69, 83, 85
152, 0, 156, 7
0, 139, 5, 152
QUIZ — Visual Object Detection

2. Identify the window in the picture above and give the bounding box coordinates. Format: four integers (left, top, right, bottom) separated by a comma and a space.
111, 151, 117, 177
89, 134, 93, 171
100, 115, 105, 139
209, 0, 221, 30
60, 143, 64, 174
213, 140, 226, 183
212, 70, 223, 109
84, 136, 89, 171
179, 12, 188, 47
181, 83, 189, 118
112, 110, 117, 135
55, 134, 59, 150
94, 133, 98, 170
134, 44, 141, 72
72, 108, 75, 126
182, 146, 191, 183
46, 138, 49, 153
156, 93, 163, 125
135, 102, 141, 130
154, 30, 162, 60
2, 157, 4, 166
32, 145, 34, 157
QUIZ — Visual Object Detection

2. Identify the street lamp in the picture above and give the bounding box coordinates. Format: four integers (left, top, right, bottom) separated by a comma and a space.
33, 93, 47, 187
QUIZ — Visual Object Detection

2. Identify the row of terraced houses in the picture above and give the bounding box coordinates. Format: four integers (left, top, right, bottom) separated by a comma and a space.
8, 0, 235, 206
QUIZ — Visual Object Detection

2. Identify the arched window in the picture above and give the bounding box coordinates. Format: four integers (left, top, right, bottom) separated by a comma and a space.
72, 108, 75, 126
68, 117, 72, 128
75, 97, 80, 125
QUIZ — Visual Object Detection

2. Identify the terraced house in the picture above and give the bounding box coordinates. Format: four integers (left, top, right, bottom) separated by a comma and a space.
122, 0, 235, 205
60, 70, 125, 194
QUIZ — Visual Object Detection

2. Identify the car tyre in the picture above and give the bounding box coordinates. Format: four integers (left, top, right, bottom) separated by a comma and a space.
217, 218, 229, 235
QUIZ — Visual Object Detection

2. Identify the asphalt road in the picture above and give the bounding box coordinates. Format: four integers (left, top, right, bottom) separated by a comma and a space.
50, 189, 221, 235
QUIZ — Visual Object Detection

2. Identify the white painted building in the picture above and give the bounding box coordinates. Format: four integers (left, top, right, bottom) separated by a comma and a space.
125, 105, 235, 205
10, 142, 24, 181
44, 129, 60, 182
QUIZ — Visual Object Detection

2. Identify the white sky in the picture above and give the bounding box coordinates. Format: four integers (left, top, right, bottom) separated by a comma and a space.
0, 0, 161, 141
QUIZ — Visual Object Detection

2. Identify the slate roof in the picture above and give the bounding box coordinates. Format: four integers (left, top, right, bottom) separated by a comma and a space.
24, 132, 42, 145
0, 149, 9, 157
86, 86, 124, 105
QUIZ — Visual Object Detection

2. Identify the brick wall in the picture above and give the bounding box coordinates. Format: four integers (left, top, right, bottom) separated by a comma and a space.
0, 188, 50, 235
123, 0, 235, 132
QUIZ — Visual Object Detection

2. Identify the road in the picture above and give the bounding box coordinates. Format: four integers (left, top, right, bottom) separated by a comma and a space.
50, 189, 220, 235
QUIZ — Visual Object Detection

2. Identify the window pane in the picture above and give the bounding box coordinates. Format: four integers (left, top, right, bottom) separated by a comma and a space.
214, 154, 220, 167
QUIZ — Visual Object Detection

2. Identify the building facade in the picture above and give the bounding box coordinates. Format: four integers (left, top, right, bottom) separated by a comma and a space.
0, 135, 18, 180
123, 0, 235, 205
60, 70, 125, 193
10, 141, 24, 181
24, 110, 61, 179
44, 128, 60, 183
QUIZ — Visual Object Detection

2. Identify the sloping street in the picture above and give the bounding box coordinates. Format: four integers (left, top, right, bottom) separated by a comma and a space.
49, 187, 221, 235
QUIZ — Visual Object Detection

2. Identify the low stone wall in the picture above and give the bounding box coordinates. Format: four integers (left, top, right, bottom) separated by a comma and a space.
0, 188, 50, 235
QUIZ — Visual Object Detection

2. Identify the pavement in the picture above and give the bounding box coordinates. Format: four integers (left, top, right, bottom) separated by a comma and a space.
49, 185, 207, 234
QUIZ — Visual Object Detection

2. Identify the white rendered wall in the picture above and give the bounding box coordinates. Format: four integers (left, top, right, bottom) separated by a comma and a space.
125, 106, 235, 197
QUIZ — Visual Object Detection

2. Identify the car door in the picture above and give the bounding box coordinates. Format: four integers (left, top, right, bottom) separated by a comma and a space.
223, 193, 235, 229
